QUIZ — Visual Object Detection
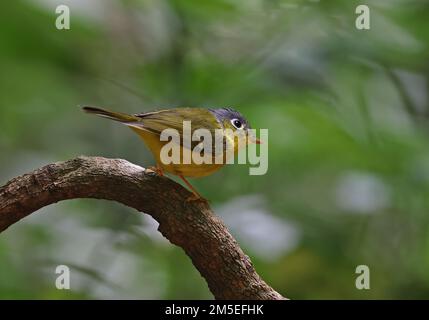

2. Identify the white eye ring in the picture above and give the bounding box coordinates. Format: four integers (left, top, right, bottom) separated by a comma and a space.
231, 118, 243, 129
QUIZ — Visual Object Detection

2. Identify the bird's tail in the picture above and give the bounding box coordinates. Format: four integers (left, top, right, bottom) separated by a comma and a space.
82, 106, 140, 123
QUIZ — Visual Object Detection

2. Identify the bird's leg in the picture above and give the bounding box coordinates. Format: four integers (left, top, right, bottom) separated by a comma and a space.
147, 163, 164, 176
179, 175, 207, 202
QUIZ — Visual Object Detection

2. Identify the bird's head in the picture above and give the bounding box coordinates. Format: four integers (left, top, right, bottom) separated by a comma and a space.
209, 107, 261, 146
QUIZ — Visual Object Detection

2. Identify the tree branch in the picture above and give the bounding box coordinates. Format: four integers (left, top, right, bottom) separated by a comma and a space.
0, 156, 285, 300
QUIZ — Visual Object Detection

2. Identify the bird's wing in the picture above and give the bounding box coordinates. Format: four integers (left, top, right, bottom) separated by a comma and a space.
133, 108, 225, 154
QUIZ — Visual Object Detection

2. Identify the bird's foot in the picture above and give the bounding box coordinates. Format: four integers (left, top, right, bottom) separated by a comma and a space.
147, 166, 164, 176
185, 193, 209, 204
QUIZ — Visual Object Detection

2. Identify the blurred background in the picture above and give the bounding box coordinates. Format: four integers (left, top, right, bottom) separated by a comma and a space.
1, 0, 429, 299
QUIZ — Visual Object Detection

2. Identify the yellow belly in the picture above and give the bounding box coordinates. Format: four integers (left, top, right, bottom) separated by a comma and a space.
130, 127, 225, 178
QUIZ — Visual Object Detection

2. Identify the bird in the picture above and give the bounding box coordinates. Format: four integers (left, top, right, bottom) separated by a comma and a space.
82, 106, 261, 201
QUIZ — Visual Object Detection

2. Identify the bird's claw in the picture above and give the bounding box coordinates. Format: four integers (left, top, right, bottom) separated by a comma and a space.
147, 166, 164, 176
185, 193, 209, 204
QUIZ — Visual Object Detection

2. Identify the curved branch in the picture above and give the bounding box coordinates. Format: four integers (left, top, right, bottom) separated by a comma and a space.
0, 156, 285, 300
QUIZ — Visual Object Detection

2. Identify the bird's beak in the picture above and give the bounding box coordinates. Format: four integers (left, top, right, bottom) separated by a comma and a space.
248, 134, 263, 144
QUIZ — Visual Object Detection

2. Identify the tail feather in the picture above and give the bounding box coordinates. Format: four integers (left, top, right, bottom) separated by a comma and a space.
81, 106, 139, 123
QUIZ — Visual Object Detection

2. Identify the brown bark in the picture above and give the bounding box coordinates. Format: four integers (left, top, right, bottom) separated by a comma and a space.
0, 156, 285, 300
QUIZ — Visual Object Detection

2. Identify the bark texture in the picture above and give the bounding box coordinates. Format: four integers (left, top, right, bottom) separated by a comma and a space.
0, 156, 285, 300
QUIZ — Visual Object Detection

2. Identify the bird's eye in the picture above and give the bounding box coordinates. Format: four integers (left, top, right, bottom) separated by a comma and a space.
231, 118, 243, 129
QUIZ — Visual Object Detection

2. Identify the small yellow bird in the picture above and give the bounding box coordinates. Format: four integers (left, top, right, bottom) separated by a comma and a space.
82, 106, 260, 200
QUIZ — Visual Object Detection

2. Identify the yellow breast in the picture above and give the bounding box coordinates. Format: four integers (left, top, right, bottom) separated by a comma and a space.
130, 127, 225, 178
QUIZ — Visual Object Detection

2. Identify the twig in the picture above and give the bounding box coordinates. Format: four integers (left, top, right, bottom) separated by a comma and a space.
0, 156, 285, 300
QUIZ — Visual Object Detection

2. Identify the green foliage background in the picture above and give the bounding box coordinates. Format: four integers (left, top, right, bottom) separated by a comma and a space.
1, 0, 429, 299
